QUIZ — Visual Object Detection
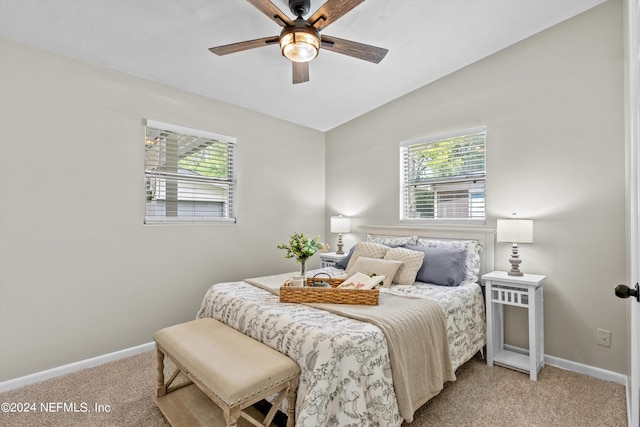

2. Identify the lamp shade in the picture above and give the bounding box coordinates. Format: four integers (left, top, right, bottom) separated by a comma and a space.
496, 219, 533, 243
330, 216, 351, 234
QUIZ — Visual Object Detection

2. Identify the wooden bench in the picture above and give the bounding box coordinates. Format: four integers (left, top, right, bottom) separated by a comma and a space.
154, 318, 300, 427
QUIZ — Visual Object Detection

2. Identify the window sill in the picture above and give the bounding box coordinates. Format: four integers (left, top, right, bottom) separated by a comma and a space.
144, 217, 236, 225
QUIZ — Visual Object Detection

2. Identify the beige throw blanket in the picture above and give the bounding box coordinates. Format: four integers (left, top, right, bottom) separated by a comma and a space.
245, 274, 455, 422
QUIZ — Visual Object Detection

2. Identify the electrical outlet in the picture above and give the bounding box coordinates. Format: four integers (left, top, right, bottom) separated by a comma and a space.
597, 329, 611, 347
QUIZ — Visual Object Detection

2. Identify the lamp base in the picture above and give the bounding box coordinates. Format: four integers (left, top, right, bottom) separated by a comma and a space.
507, 243, 524, 276
508, 267, 524, 277
336, 234, 345, 255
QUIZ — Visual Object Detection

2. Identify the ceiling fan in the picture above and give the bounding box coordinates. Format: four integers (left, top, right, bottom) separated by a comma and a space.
209, 0, 388, 84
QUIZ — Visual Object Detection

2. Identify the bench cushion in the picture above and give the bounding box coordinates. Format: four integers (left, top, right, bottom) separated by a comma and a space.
154, 318, 299, 406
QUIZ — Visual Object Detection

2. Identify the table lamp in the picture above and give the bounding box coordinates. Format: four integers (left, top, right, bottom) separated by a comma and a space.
330, 215, 351, 255
496, 216, 534, 276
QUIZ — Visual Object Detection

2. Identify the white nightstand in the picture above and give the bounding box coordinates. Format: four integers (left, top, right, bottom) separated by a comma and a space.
482, 271, 546, 380
319, 252, 349, 268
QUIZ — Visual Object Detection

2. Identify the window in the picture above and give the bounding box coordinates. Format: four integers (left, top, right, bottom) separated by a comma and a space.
144, 120, 237, 224
400, 126, 486, 223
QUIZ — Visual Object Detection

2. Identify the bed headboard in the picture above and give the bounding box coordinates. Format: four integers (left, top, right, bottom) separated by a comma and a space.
358, 225, 496, 280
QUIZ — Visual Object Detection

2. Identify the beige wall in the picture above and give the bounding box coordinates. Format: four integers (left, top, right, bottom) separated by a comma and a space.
0, 1, 628, 382
326, 1, 627, 373
0, 38, 325, 381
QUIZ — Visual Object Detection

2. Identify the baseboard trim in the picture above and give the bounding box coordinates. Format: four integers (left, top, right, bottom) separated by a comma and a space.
0, 342, 155, 393
1, 342, 629, 393
503, 344, 628, 385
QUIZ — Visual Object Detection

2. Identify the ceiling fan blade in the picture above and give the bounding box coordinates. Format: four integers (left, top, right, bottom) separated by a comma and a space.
292, 62, 309, 84
246, 0, 293, 27
321, 35, 388, 63
308, 0, 365, 31
209, 36, 280, 56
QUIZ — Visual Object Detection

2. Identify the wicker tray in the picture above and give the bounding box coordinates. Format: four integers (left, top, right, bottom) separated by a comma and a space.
305, 276, 346, 287
280, 278, 379, 305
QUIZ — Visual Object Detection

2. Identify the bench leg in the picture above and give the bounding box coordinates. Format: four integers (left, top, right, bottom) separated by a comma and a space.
156, 344, 167, 397
286, 378, 298, 427
224, 407, 241, 427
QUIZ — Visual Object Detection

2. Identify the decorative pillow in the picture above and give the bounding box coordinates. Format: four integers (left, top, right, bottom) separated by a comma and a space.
346, 257, 403, 288
334, 245, 355, 269
344, 242, 390, 272
414, 238, 483, 282
366, 234, 418, 246
383, 247, 425, 286
406, 245, 468, 286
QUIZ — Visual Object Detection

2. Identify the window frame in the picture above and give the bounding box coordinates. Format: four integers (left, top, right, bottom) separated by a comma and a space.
144, 119, 237, 225
400, 126, 486, 225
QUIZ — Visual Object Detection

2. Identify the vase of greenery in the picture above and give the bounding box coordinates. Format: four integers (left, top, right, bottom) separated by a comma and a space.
277, 232, 323, 277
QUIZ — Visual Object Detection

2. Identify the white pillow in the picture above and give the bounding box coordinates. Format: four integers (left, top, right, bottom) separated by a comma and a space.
346, 257, 403, 288
383, 247, 425, 286
344, 242, 390, 272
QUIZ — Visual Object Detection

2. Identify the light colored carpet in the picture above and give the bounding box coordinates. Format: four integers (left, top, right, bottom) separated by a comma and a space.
0, 351, 627, 426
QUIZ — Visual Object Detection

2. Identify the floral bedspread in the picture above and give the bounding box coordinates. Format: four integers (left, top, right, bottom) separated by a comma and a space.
196, 267, 485, 427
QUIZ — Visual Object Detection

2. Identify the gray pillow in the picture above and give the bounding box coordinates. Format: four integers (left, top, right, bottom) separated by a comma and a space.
335, 246, 355, 269
405, 245, 467, 286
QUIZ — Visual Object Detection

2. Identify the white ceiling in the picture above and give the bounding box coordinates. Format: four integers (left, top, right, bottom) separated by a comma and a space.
0, 0, 605, 131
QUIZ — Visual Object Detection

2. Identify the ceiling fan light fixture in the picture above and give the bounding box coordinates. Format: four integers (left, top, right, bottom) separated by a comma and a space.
209, 0, 388, 84
280, 25, 320, 63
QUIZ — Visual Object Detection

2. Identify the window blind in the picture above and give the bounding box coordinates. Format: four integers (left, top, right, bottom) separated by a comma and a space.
400, 126, 486, 222
144, 120, 237, 224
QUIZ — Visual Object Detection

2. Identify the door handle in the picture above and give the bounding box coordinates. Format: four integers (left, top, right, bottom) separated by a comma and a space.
615, 283, 640, 302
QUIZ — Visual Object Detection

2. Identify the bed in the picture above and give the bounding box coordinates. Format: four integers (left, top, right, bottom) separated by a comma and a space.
196, 225, 495, 426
